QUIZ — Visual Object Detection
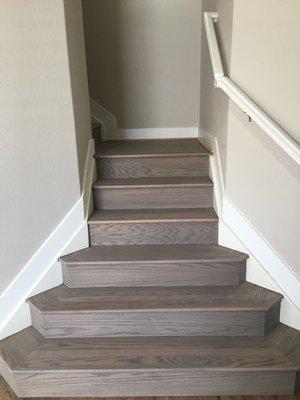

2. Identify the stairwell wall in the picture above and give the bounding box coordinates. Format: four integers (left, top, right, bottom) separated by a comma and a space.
82, 0, 202, 130
200, 0, 300, 279
0, 0, 91, 305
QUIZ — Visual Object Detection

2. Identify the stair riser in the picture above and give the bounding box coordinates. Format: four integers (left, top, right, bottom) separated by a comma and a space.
62, 261, 246, 288
89, 221, 218, 246
30, 307, 279, 338
14, 370, 296, 397
93, 186, 213, 209
97, 156, 209, 178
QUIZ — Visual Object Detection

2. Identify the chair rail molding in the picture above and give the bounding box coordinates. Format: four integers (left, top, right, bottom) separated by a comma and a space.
203, 12, 300, 165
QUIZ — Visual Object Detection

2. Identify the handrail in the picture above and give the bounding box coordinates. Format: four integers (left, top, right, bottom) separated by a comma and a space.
203, 12, 300, 165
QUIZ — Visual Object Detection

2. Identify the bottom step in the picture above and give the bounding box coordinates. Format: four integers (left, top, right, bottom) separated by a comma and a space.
0, 325, 299, 397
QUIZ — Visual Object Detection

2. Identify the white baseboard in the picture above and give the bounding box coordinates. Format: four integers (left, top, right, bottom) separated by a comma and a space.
199, 129, 300, 329
222, 196, 300, 311
89, 98, 198, 140
198, 130, 224, 215
218, 220, 300, 330
0, 140, 95, 339
112, 127, 199, 140
89, 98, 117, 141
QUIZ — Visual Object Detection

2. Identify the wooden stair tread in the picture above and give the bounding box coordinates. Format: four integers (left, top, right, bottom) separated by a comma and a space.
93, 176, 213, 188
0, 325, 298, 372
27, 282, 282, 313
94, 139, 211, 158
60, 244, 248, 265
88, 208, 218, 223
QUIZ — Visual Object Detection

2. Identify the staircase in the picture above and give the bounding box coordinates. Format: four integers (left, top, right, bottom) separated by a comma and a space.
0, 138, 299, 397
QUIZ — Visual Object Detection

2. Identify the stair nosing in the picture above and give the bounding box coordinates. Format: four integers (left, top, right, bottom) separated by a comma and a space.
29, 305, 277, 314
92, 177, 213, 189
94, 152, 210, 159
59, 257, 247, 265
59, 244, 249, 265
27, 284, 283, 314
3, 325, 298, 373
88, 208, 218, 224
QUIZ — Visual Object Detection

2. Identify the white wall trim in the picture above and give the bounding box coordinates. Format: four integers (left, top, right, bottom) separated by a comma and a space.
89, 98, 117, 141
82, 139, 96, 218
112, 127, 199, 140
198, 129, 224, 215
222, 196, 300, 311
199, 129, 300, 329
0, 140, 95, 339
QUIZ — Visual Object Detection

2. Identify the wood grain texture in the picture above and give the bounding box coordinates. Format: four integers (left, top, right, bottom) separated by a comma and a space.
88, 208, 218, 246
1, 377, 298, 400
0, 325, 299, 397
27, 283, 282, 338
93, 177, 213, 209
61, 244, 248, 288
11, 370, 298, 397
95, 139, 210, 179
62, 260, 246, 288
89, 221, 218, 246
94, 139, 211, 157
1, 136, 298, 397
30, 306, 268, 338
88, 208, 218, 223
59, 243, 249, 264
93, 177, 214, 188
97, 155, 209, 179
28, 283, 282, 312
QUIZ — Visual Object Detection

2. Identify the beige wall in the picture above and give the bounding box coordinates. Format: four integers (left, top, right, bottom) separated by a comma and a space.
230, 0, 300, 144
0, 0, 91, 296
64, 0, 92, 186
200, 0, 233, 174
200, 0, 300, 277
83, 0, 202, 129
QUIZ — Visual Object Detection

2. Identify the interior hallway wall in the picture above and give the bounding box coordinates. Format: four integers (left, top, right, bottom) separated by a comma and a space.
64, 0, 92, 187
82, 0, 202, 129
200, 0, 300, 277
0, 0, 91, 297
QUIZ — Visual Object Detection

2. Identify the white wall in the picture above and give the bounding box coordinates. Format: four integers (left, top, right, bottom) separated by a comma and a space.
82, 0, 202, 129
0, 0, 91, 297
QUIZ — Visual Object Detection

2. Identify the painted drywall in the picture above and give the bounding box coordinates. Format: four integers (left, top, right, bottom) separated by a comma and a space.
200, 0, 233, 176
82, 0, 202, 129
200, 0, 300, 277
0, 0, 91, 297
64, 0, 92, 186
229, 0, 300, 144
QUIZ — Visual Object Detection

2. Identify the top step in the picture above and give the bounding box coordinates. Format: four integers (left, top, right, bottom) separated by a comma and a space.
95, 139, 211, 179
95, 138, 211, 158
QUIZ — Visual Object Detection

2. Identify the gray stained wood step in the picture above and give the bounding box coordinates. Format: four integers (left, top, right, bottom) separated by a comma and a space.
0, 324, 299, 397
88, 208, 218, 246
94, 138, 211, 157
95, 139, 211, 179
93, 177, 213, 209
60, 244, 248, 288
27, 282, 282, 338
